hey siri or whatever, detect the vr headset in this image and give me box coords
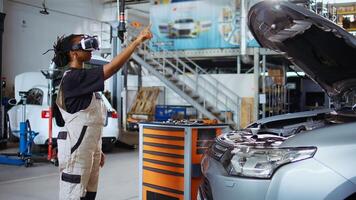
[71,35,99,51]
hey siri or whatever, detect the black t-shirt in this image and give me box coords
[62,67,105,114]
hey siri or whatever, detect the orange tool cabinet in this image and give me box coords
[139,122,228,200]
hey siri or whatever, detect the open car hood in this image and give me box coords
[248,1,356,102]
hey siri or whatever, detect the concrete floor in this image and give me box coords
[0,132,140,200]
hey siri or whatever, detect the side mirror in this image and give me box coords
[2,78,6,88]
[8,98,17,106]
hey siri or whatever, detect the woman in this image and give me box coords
[52,26,152,200]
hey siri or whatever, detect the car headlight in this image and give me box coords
[227,146,317,179]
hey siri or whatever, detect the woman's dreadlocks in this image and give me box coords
[51,34,82,68]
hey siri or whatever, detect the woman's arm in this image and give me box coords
[103,25,152,80]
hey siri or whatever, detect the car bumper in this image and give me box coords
[200,155,270,200]
[200,155,355,200]
[102,137,117,144]
[103,118,120,139]
[127,122,139,131]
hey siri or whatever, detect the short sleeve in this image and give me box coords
[63,67,104,98]
[62,67,104,113]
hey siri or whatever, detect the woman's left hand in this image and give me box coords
[100,152,105,167]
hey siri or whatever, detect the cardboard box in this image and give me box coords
[268,68,283,77]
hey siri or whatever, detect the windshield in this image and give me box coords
[175,19,194,23]
[332,89,356,111]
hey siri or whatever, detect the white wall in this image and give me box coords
[3,0,104,95]
[127,74,255,109]
[2,0,152,96]
[128,75,190,106]
[210,74,256,97]
[0,0,3,12]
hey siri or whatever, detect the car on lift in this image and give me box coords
[199,1,356,200]
[6,55,119,152]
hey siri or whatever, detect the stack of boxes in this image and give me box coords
[268,67,285,85]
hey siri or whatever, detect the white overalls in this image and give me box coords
[56,71,107,200]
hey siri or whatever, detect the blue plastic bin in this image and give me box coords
[155,105,188,121]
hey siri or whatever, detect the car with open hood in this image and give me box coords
[198,1,356,200]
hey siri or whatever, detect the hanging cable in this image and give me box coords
[118,0,126,43]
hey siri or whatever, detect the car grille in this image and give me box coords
[199,176,214,200]
[178,29,191,35]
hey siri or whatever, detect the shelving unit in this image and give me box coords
[333,3,356,35]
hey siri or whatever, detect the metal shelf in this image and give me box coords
[337,11,356,15]
[346,28,356,31]
[149,48,281,59]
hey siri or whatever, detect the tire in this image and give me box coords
[102,142,114,153]
[24,158,33,168]
[0,140,6,149]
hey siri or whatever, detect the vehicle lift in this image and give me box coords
[0,91,38,167]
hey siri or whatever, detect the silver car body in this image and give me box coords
[201,123,356,200]
[246,108,332,136]
[199,1,356,200]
